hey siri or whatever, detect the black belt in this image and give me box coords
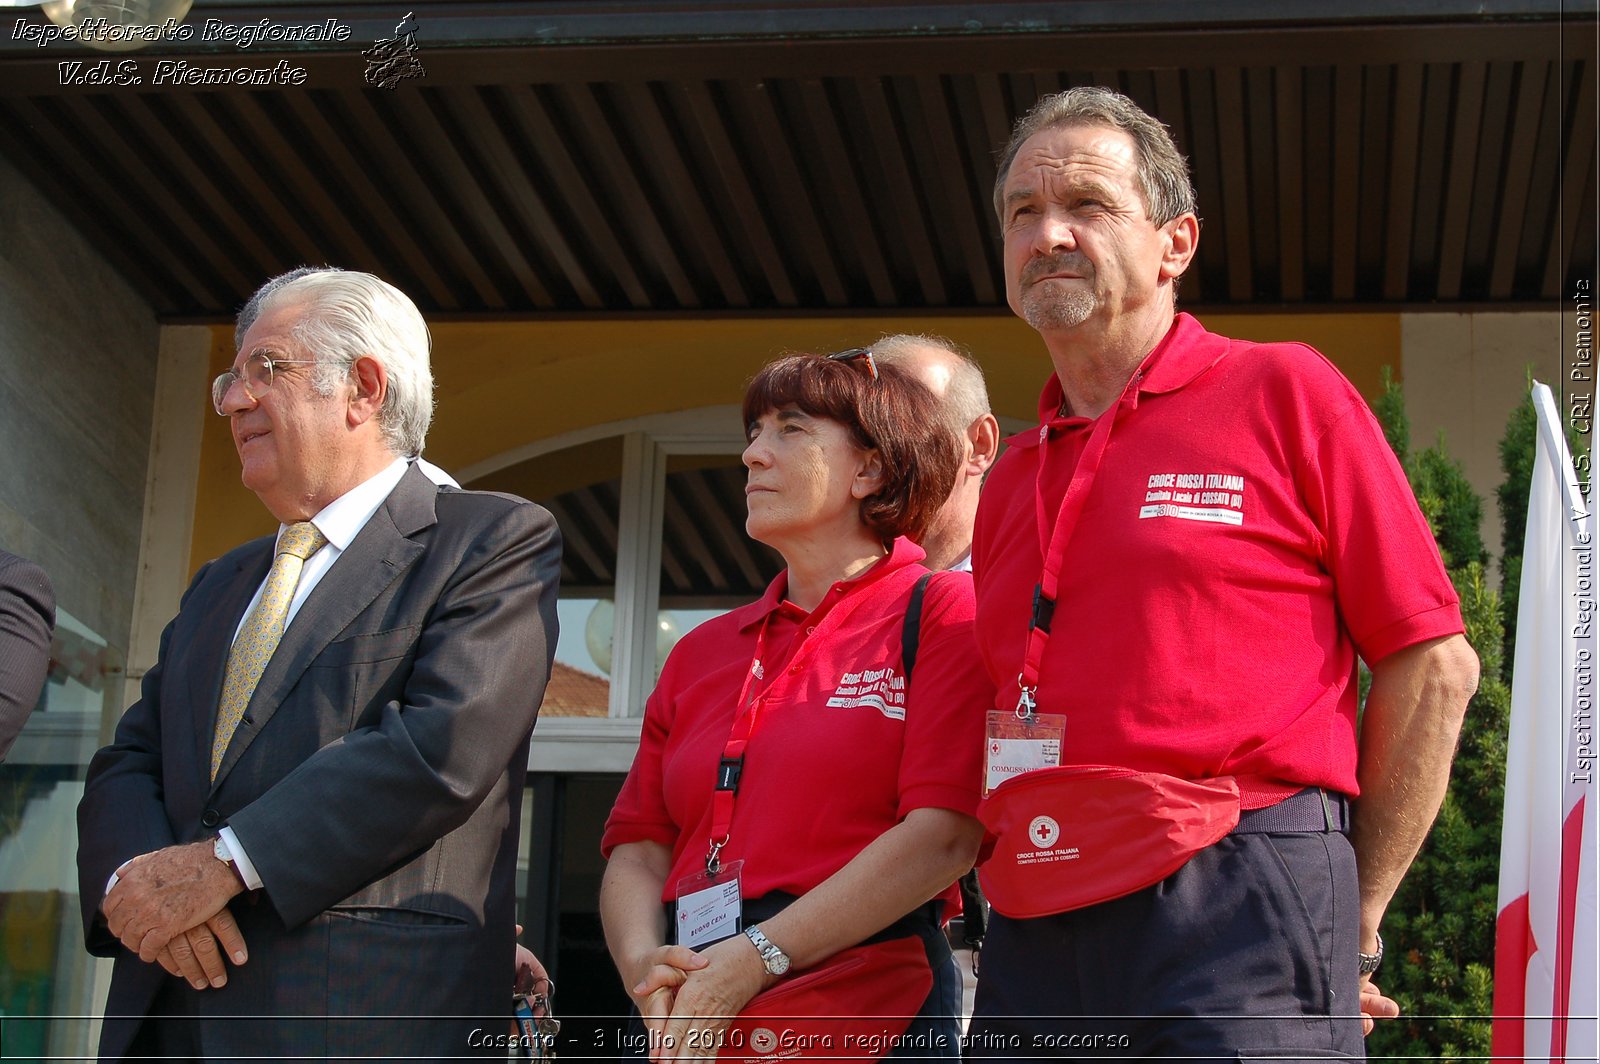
[665,892,945,947]
[1233,787,1351,834]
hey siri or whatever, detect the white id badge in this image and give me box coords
[673,860,744,948]
[984,710,1066,795]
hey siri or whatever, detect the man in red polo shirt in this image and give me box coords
[965,87,1480,1059]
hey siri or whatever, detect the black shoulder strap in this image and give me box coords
[900,569,989,951]
[900,572,935,684]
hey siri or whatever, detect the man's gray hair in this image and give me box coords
[869,333,990,437]
[235,267,434,456]
[993,86,1196,227]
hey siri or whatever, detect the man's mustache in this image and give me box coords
[1021,254,1093,285]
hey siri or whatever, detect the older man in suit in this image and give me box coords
[77,268,561,1060]
[0,548,54,760]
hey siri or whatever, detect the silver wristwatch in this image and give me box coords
[1357,932,1384,974]
[743,925,791,975]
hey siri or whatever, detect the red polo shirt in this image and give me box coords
[971,314,1463,808]
[603,537,987,904]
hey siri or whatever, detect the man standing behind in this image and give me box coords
[966,88,1478,1057]
[869,335,1000,572]
[77,268,561,1060]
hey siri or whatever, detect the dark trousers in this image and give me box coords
[120,974,505,1062]
[122,978,200,1062]
[966,831,1365,1061]
[889,942,963,1060]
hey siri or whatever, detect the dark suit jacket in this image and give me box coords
[76,466,561,1060]
[0,549,54,761]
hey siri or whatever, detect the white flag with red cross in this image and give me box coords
[1492,382,1597,1062]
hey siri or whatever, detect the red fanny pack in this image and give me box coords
[977,765,1240,918]
[721,935,932,1062]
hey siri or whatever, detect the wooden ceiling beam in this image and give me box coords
[268,86,492,305]
[909,73,999,305]
[1461,62,1518,299]
[6,96,223,309]
[496,85,652,309]
[670,80,799,307]
[1242,66,1280,299]
[1382,64,1424,302]
[162,93,328,277]
[439,85,604,309]
[1213,66,1254,302]
[109,93,281,289]
[683,471,767,591]
[789,78,896,306]
[856,75,948,306]
[1329,65,1364,301]
[1411,63,1455,298]
[1434,61,1487,300]
[663,486,730,592]
[0,104,183,311]
[613,82,750,309]
[221,93,408,291]
[1488,61,1549,299]
[1515,60,1563,294]
[386,88,554,308]
[1183,69,1224,303]
[61,94,253,298]
[1544,59,1595,299]
[1272,65,1305,302]
[544,497,613,585]
[724,79,850,306]
[575,482,622,563]
[278,91,460,308]
[554,83,701,308]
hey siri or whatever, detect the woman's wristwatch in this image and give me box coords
[743,925,791,975]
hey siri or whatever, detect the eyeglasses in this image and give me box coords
[826,347,879,380]
[211,350,321,415]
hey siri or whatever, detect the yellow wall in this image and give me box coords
[190,313,1402,572]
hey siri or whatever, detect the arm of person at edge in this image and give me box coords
[645,807,982,1063]
[1349,633,1479,1017]
[0,554,53,762]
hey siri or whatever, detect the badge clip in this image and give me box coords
[705,835,728,877]
[1015,675,1038,721]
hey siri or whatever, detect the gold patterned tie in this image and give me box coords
[211,521,327,781]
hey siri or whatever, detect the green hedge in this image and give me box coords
[1365,368,1528,1062]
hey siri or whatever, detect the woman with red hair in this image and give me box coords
[601,350,988,1060]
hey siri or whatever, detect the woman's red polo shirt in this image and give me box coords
[603,537,988,903]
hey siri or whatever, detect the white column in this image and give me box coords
[609,432,665,717]
[118,326,209,739]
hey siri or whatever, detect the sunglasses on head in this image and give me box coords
[825,347,879,380]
